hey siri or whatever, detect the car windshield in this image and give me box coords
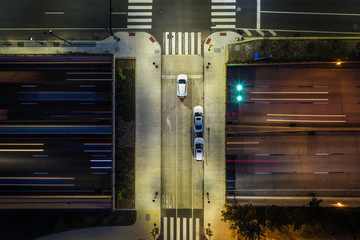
[179,79,186,84]
[195,125,202,129]
[195,112,201,116]
[196,144,203,149]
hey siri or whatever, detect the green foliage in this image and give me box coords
[117,67,126,80]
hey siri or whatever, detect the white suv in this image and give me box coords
[177,74,187,100]
[193,106,203,133]
[194,137,204,162]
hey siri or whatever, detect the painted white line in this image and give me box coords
[189,218,193,240]
[184,32,189,55]
[211,18,236,22]
[211,12,236,16]
[111,12,127,15]
[267,114,346,117]
[256,29,264,36]
[170,217,174,240]
[267,119,346,123]
[177,217,181,240]
[127,25,151,29]
[252,91,329,94]
[212,0,235,2]
[191,32,195,55]
[197,32,201,55]
[235,27,360,35]
[178,32,182,55]
[269,30,277,36]
[211,24,236,29]
[243,29,252,36]
[127,12,152,16]
[164,217,168,240]
[165,32,169,55]
[211,5,236,9]
[45,12,64,15]
[127,18,152,22]
[129,0,152,3]
[261,10,360,17]
[128,5,152,10]
[251,98,328,101]
[183,218,187,240]
[257,0,261,29]
[195,218,200,240]
[172,32,176,55]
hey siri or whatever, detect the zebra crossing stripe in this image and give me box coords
[177,217,181,240]
[164,217,168,240]
[183,218,187,240]
[197,32,201,55]
[211,5,236,9]
[212,0,236,2]
[128,5,152,10]
[189,218,193,240]
[211,12,236,16]
[170,217,174,240]
[191,32,195,55]
[178,32,182,55]
[211,24,236,29]
[184,32,189,55]
[165,32,169,55]
[212,18,236,22]
[172,32,176,55]
[127,18,152,22]
[195,218,200,240]
[128,12,152,16]
[127,25,151,29]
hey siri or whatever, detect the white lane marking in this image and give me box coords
[251,98,328,101]
[128,12,152,16]
[178,32,182,55]
[195,218,199,240]
[170,217,174,240]
[269,30,277,36]
[127,25,151,29]
[164,217,168,240]
[184,32,189,55]
[256,29,264,36]
[161,74,203,79]
[177,218,181,240]
[267,114,346,117]
[128,5,152,10]
[211,5,236,9]
[252,91,329,94]
[45,12,64,15]
[267,119,346,123]
[211,25,236,29]
[189,218,193,240]
[211,18,236,22]
[183,218,187,240]
[257,0,261,29]
[197,32,201,55]
[243,29,252,36]
[129,0,152,2]
[235,27,360,35]
[172,32,176,55]
[191,32,195,55]
[111,12,127,15]
[127,18,152,22]
[261,10,360,16]
[211,12,236,16]
[165,32,169,55]
[212,0,236,2]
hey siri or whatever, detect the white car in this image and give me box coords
[194,137,204,162]
[177,74,187,100]
[193,106,203,133]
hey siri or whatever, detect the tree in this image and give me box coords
[221,201,264,240]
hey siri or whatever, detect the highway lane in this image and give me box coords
[226,62,360,200]
[0,55,112,196]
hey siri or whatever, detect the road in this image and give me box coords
[0,0,360,42]
[0,55,112,199]
[226,62,360,203]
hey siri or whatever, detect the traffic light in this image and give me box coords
[236,84,244,102]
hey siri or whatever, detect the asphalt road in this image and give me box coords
[226,62,360,200]
[160,55,205,239]
[0,55,112,196]
[1,0,360,41]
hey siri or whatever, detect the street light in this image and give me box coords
[236,83,244,102]
[44,30,72,45]
[28,37,44,45]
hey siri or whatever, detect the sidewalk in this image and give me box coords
[203,31,241,240]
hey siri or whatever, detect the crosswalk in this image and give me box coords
[211,0,236,29]
[162,217,201,240]
[127,0,153,29]
[163,32,202,55]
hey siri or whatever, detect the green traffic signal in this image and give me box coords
[236,84,243,91]
[236,95,243,102]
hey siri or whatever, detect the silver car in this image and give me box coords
[194,137,204,162]
[193,106,203,133]
[177,74,187,100]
